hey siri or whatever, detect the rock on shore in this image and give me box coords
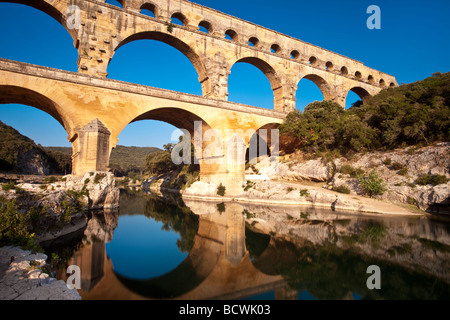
[0,246,81,300]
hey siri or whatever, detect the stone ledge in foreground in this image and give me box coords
[0,246,81,300]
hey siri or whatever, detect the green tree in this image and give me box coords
[358,170,386,197]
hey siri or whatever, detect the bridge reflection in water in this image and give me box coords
[55,192,292,300]
[53,190,450,300]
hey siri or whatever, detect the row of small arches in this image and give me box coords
[107,0,395,89]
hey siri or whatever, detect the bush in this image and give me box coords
[415,174,449,186]
[217,183,226,196]
[93,173,106,184]
[332,185,351,194]
[0,199,39,250]
[216,203,226,213]
[244,180,256,191]
[340,165,365,178]
[299,189,310,197]
[44,176,58,183]
[392,162,405,170]
[398,167,408,176]
[383,158,392,166]
[1,181,15,191]
[358,170,386,197]
[286,187,294,193]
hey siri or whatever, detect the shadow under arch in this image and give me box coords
[0,0,79,48]
[230,57,284,111]
[0,85,72,135]
[130,107,212,138]
[245,122,280,163]
[297,74,333,101]
[113,242,221,299]
[112,31,209,95]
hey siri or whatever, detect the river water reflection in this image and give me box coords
[48,189,450,300]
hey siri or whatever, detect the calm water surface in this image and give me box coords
[46,189,450,300]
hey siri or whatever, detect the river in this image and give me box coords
[41,188,450,300]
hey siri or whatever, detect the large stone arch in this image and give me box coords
[346,86,371,105]
[0,0,79,49]
[112,31,210,96]
[0,85,73,136]
[228,57,285,112]
[115,106,215,176]
[127,107,213,147]
[297,73,334,102]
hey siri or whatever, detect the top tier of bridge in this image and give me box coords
[0,0,398,112]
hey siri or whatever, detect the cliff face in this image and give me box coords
[16,148,50,175]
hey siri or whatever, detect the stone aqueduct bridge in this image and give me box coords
[0,0,398,195]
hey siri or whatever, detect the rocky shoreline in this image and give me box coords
[0,246,80,300]
[0,171,120,300]
[180,142,449,217]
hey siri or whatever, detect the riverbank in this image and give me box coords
[182,179,422,217]
[0,172,120,300]
[179,142,449,217]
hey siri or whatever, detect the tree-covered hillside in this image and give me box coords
[45,145,160,175]
[0,120,160,175]
[0,120,71,174]
[280,72,450,155]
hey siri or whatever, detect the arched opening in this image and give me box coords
[245,123,279,164]
[0,86,72,174]
[105,0,123,8]
[171,12,187,26]
[345,90,362,109]
[270,44,281,54]
[340,66,349,75]
[295,75,328,111]
[0,86,69,133]
[248,37,260,48]
[355,71,362,80]
[140,3,158,18]
[309,56,318,66]
[113,108,212,177]
[225,29,238,42]
[228,57,283,110]
[346,87,371,108]
[198,21,213,34]
[111,31,206,95]
[0,2,78,71]
[390,82,396,88]
[109,34,208,163]
[290,50,300,60]
[368,75,375,84]
[326,61,334,71]
[379,79,386,88]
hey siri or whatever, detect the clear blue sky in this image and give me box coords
[0,0,449,149]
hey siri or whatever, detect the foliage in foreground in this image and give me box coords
[0,198,40,251]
